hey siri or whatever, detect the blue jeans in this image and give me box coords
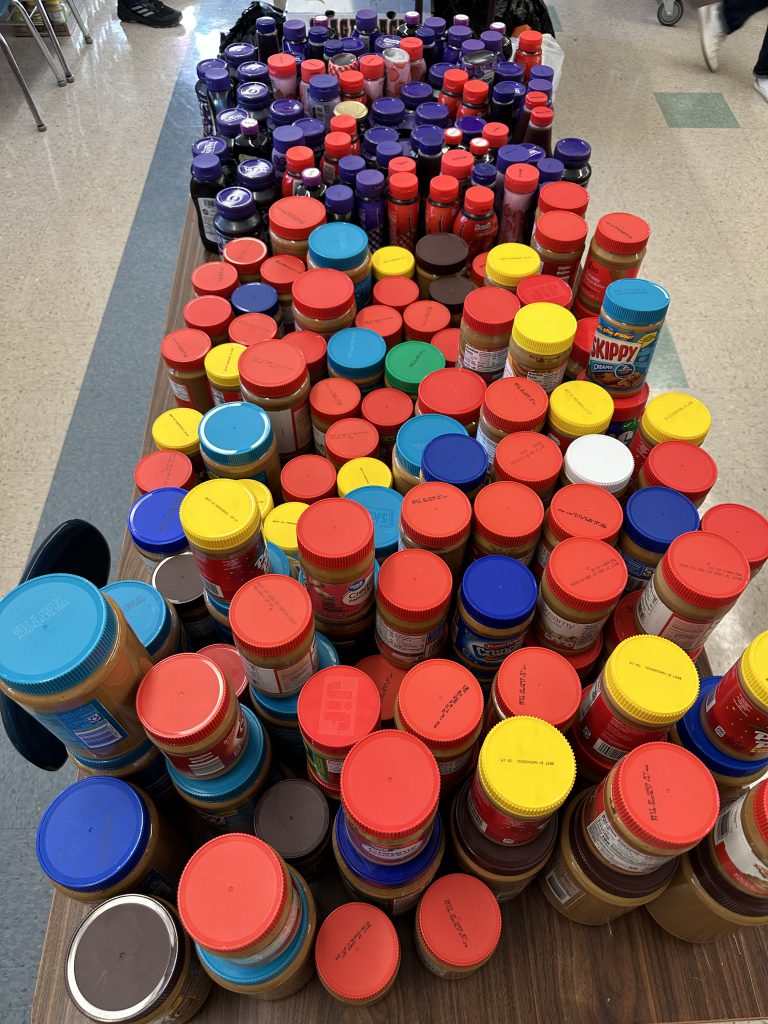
[721,0,768,75]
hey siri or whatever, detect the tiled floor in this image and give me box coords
[1,0,767,1017]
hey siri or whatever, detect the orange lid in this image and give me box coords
[515,274,573,309]
[228,312,279,347]
[229,575,314,658]
[400,481,472,548]
[544,537,627,612]
[462,286,519,335]
[471,253,488,287]
[504,163,540,195]
[267,52,297,77]
[160,328,211,372]
[183,295,233,336]
[482,121,509,149]
[523,90,547,111]
[701,503,768,575]
[297,665,380,755]
[441,149,474,180]
[356,654,407,723]
[417,874,501,968]
[361,387,413,434]
[388,155,417,177]
[430,327,460,367]
[443,68,468,91]
[338,69,364,92]
[310,377,362,425]
[389,171,419,200]
[222,237,269,276]
[612,742,720,851]
[534,211,588,253]
[518,28,542,48]
[324,131,352,159]
[530,106,553,127]
[292,267,355,320]
[355,305,403,348]
[136,653,233,747]
[605,591,641,652]
[473,480,544,548]
[199,643,247,699]
[642,440,717,505]
[400,35,423,59]
[481,376,548,433]
[494,431,563,492]
[134,449,195,494]
[283,330,327,376]
[376,548,453,623]
[280,454,337,504]
[538,181,589,217]
[300,58,325,83]
[403,300,451,342]
[341,730,440,839]
[315,903,399,1003]
[359,53,384,79]
[372,276,420,313]
[238,340,308,397]
[429,174,459,203]
[546,484,623,544]
[330,112,356,138]
[463,185,495,215]
[660,532,750,609]
[594,212,650,255]
[417,367,486,424]
[462,79,488,103]
[495,647,581,730]
[269,196,326,242]
[397,660,483,749]
[285,145,315,172]
[178,835,287,952]
[325,417,380,468]
[297,497,374,570]
[259,253,305,292]
[191,261,238,298]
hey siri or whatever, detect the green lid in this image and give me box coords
[384,342,445,395]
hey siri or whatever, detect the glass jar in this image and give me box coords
[268,195,327,259]
[292,267,357,340]
[458,286,519,384]
[198,402,281,496]
[503,301,577,393]
[161,328,213,413]
[239,340,312,460]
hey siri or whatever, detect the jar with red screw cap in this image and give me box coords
[268,52,298,100]
[292,267,357,340]
[637,440,717,508]
[701,631,768,760]
[456,79,489,120]
[471,252,488,286]
[325,417,380,469]
[134,450,196,495]
[425,175,461,235]
[282,330,327,384]
[355,305,403,350]
[315,903,399,1006]
[403,300,452,344]
[161,329,213,414]
[401,35,426,82]
[282,146,315,197]
[320,132,352,185]
[329,112,360,156]
[229,313,279,348]
[701,504,768,580]
[239,341,312,460]
[360,53,385,104]
[497,164,540,245]
[531,211,588,286]
[453,185,498,261]
[399,481,472,577]
[458,285,520,384]
[537,180,590,222]
[387,172,420,251]
[516,274,573,309]
[309,377,362,457]
[372,275,420,312]
[572,212,651,318]
[280,454,337,505]
[183,295,233,346]
[339,68,365,105]
[300,58,325,114]
[416,874,501,978]
[471,480,544,564]
[708,778,768,896]
[259,254,305,333]
[222,238,270,284]
[487,646,582,734]
[269,195,327,260]
[191,261,239,298]
[431,327,460,367]
[362,387,413,461]
[416,367,486,435]
[438,67,468,118]
[483,121,509,155]
[533,483,623,579]
[375,548,453,668]
[516,28,542,81]
[493,431,563,504]
[475,376,548,464]
[563,316,596,382]
[441,148,475,202]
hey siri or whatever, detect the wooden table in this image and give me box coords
[31,205,768,1024]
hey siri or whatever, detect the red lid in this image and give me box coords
[417,874,501,968]
[462,79,488,104]
[136,653,233,747]
[310,377,362,424]
[608,381,649,422]
[389,171,419,200]
[546,484,623,544]
[300,58,325,83]
[259,253,305,293]
[324,131,352,159]
[612,742,720,851]
[570,316,597,365]
[534,210,588,253]
[269,196,327,242]
[642,440,717,504]
[297,665,380,755]
[340,730,440,839]
[191,261,238,298]
[530,106,554,127]
[562,634,604,680]
[268,52,296,77]
[463,185,494,215]
[238,340,308,397]
[661,532,750,609]
[524,90,548,110]
[605,591,641,653]
[469,139,490,159]
[199,643,247,700]
[752,779,768,845]
[283,329,327,376]
[338,69,364,92]
[376,548,453,622]
[701,503,768,574]
[183,295,233,336]
[544,537,627,612]
[471,253,488,287]
[473,480,544,548]
[325,417,380,468]
[388,156,417,177]
[417,367,486,424]
[504,163,540,195]
[482,121,509,149]
[515,274,572,308]
[359,53,384,79]
[292,268,355,320]
[356,654,407,724]
[286,145,314,172]
[281,454,337,504]
[315,903,399,1002]
[372,275,420,313]
[401,482,472,549]
[222,237,269,277]
[361,387,413,435]
[431,327,460,367]
[443,127,462,147]
[403,300,451,342]
[538,181,590,217]
[160,328,211,372]
[178,835,287,952]
[400,36,423,59]
[330,113,356,138]
[306,759,342,797]
[594,212,651,255]
[462,286,519,335]
[297,497,374,570]
[481,376,548,433]
[441,149,474,180]
[429,174,459,203]
[518,28,542,48]
[398,660,483,749]
[134,449,195,494]
[228,313,279,347]
[493,431,562,493]
[443,68,468,91]
[495,646,582,731]
[355,305,403,348]
[229,575,314,658]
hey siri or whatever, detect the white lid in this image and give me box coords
[563,434,635,493]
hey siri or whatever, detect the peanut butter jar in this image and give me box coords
[486,646,582,735]
[399,481,472,577]
[71,740,174,806]
[315,902,400,1005]
[471,481,545,564]
[254,779,332,882]
[415,874,501,979]
[707,780,768,897]
[701,630,768,760]
[375,548,452,668]
[533,484,623,580]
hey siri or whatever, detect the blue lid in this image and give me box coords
[0,575,117,695]
[622,486,700,554]
[308,223,369,271]
[376,141,404,169]
[215,107,249,138]
[309,73,340,101]
[527,76,553,97]
[36,778,150,892]
[521,142,545,164]
[249,632,338,721]
[421,434,488,494]
[371,97,405,125]
[412,124,444,155]
[224,42,255,65]
[346,486,403,559]
[198,402,274,468]
[416,26,436,43]
[401,82,433,109]
[395,414,468,479]
[236,81,271,110]
[472,163,497,188]
[362,126,398,157]
[308,25,328,42]
[267,542,291,577]
[495,60,524,81]
[103,581,173,657]
[335,807,443,886]
[460,555,538,629]
[554,136,592,167]
[327,327,386,380]
[324,38,344,57]
[237,60,269,84]
[338,154,366,185]
[428,61,452,88]
[447,24,472,42]
[424,16,447,33]
[127,487,187,555]
[256,15,275,31]
[215,187,256,218]
[343,36,366,55]
[191,136,227,159]
[270,99,303,126]
[602,279,671,329]
[294,117,324,147]
[374,34,402,53]
[237,158,274,189]
[73,739,155,772]
[272,124,303,153]
[356,168,385,198]
[205,65,231,91]
[325,183,354,214]
[191,154,222,182]
[231,282,279,317]
[493,81,526,104]
[532,63,555,81]
[456,115,486,142]
[676,677,768,778]
[415,101,450,128]
[205,590,230,617]
[461,39,484,55]
[356,7,377,30]
[480,29,503,51]
[283,18,306,40]
[197,57,226,81]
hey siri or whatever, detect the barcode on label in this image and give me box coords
[75,721,125,749]
[714,800,740,846]
[593,738,626,762]
[545,869,573,905]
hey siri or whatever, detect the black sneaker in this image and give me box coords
[118,0,182,27]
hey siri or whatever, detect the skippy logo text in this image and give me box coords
[591,327,657,365]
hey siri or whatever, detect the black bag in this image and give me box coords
[433,0,554,37]
[220,1,286,52]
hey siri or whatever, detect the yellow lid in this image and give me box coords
[603,635,700,726]
[204,343,246,389]
[485,243,541,288]
[548,380,614,438]
[511,301,577,356]
[179,479,261,552]
[240,480,274,522]
[478,717,576,819]
[740,630,768,710]
[264,502,309,556]
[337,457,393,498]
[152,408,203,456]
[640,393,712,447]
[371,246,415,280]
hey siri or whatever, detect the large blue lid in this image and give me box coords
[460,555,537,629]
[231,282,279,318]
[198,402,274,468]
[127,487,187,556]
[623,486,700,554]
[166,706,266,802]
[327,328,386,380]
[0,574,117,695]
[602,278,671,328]
[36,777,150,892]
[335,806,443,886]
[308,223,369,272]
[395,414,468,479]
[675,677,768,778]
[266,542,291,577]
[421,434,488,494]
[346,485,404,559]
[249,632,338,721]
[103,580,173,657]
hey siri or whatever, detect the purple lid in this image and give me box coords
[428,61,452,88]
[447,25,472,44]
[237,158,275,189]
[256,16,276,32]
[301,167,323,188]
[362,125,398,158]
[532,63,554,81]
[308,26,328,43]
[237,82,270,110]
[231,282,279,317]
[371,96,405,125]
[191,154,222,182]
[324,39,344,57]
[270,99,304,126]
[313,14,329,27]
[472,163,497,188]
[309,73,340,101]
[239,117,261,137]
[272,124,304,153]
[493,80,526,104]
[376,141,403,168]
[197,58,226,81]
[480,30,503,52]
[356,169,385,198]
[191,136,227,159]
[424,16,446,35]
[495,61,524,82]
[224,42,255,66]
[338,154,366,185]
[554,136,591,167]
[456,115,486,142]
[461,39,485,56]
[374,34,402,54]
[325,183,354,213]
[412,123,444,155]
[283,18,306,40]
[415,101,450,128]
[294,117,324,147]
[453,13,470,26]
[356,8,378,30]
[216,187,257,218]
[205,66,231,91]
[215,107,248,137]
[342,36,366,55]
[495,143,531,173]
[237,60,269,84]
[528,77,553,97]
[535,157,564,184]
[415,26,436,45]
[521,143,546,163]
[404,11,420,26]
[401,82,432,109]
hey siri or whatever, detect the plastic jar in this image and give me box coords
[315,902,399,1005]
[428,275,477,327]
[484,242,541,293]
[399,481,472,576]
[280,331,326,387]
[307,222,373,311]
[414,233,470,298]
[415,874,501,978]
[223,237,269,283]
[152,407,204,480]
[355,305,403,350]
[337,457,392,497]
[458,286,520,383]
[263,503,307,577]
[604,382,649,447]
[229,313,280,349]
[531,211,588,286]
[375,548,452,667]
[392,414,467,495]
[309,377,362,456]
[355,654,406,728]
[204,342,246,405]
[638,440,718,508]
[71,738,173,805]
[416,366,486,435]
[515,273,573,310]
[402,300,452,345]
[292,267,357,341]
[707,780,768,896]
[572,212,651,319]
[492,431,563,504]
[487,646,582,736]
[238,340,312,460]
[134,449,195,495]
[562,434,636,500]
[373,274,420,311]
[371,245,416,281]
[280,454,337,505]
[471,481,544,563]
[548,380,613,452]
[385,341,446,398]
[630,392,712,476]
[199,642,248,703]
[702,631,768,759]
[602,591,641,665]
[346,486,403,563]
[327,327,387,393]
[475,376,548,465]
[325,417,380,469]
[255,779,331,882]
[127,487,188,568]
[268,195,327,259]
[618,487,700,593]
[430,327,460,367]
[161,328,213,413]
[533,483,623,580]
[564,316,596,382]
[37,776,185,904]
[297,665,380,788]
[259,254,305,333]
[340,729,440,864]
[102,580,179,665]
[503,301,577,394]
[362,387,413,461]
[420,434,488,500]
[183,294,233,346]
[198,402,281,496]
[150,551,218,647]
[702,503,768,580]
[537,180,590,219]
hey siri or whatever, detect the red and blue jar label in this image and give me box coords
[588,315,659,396]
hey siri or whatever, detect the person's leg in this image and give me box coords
[754,22,768,98]
[699,0,768,72]
[117,0,181,27]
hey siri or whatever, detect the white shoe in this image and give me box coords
[755,77,768,102]
[698,2,726,72]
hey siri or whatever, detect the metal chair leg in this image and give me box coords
[0,30,47,130]
[28,0,75,81]
[7,0,67,84]
[62,0,92,43]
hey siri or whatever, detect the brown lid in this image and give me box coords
[151,551,205,608]
[415,233,469,276]
[253,779,331,862]
[689,843,768,916]
[427,274,476,313]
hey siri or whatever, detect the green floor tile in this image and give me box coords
[655,91,740,128]
[647,325,688,390]
[548,5,562,32]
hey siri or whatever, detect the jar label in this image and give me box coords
[606,416,641,448]
[588,314,660,395]
[712,794,768,896]
[304,744,345,782]
[629,428,653,472]
[503,355,565,394]
[193,533,269,601]
[635,575,716,654]
[153,942,213,1024]
[169,378,191,404]
[312,421,327,456]
[577,254,640,308]
[534,539,552,573]
[458,342,507,376]
[451,612,527,666]
[375,612,446,662]
[619,550,655,592]
[34,699,129,755]
[437,745,475,777]
[703,663,768,756]
[197,197,219,245]
[165,705,248,777]
[468,772,547,845]
[269,398,312,457]
[543,851,582,908]
[584,785,673,874]
[209,384,241,406]
[475,421,500,464]
[358,834,425,862]
[535,593,608,652]
[577,678,666,763]
[303,563,375,620]
[242,635,319,696]
[228,883,302,966]
[141,867,176,902]
[539,256,578,284]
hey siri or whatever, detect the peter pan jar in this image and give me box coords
[487,647,582,735]
[254,780,332,882]
[197,402,281,495]
[103,581,180,665]
[315,903,400,1005]
[327,327,387,394]
[458,286,520,384]
[471,480,544,564]
[561,434,636,499]
[637,439,718,508]
[400,481,472,575]
[492,431,563,504]
[546,380,614,453]
[503,301,577,393]
[309,377,362,457]
[475,376,549,465]
[127,488,188,569]
[416,366,487,435]
[239,341,312,460]
[701,631,768,760]
[415,874,501,979]
[533,484,623,579]
[702,503,768,579]
[392,414,467,495]
[292,267,356,340]
[161,328,213,414]
[420,434,488,501]
[618,487,700,593]
[630,392,712,477]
